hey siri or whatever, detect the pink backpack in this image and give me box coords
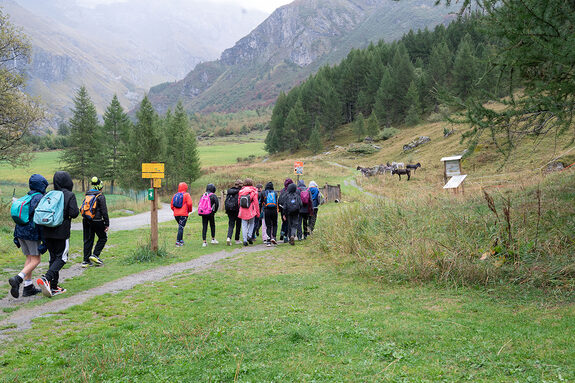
[197,192,213,215]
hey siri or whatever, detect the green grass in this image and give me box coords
[197,142,266,167]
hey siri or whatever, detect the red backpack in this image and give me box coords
[300,189,310,205]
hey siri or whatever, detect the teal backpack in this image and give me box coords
[33,190,65,227]
[10,192,41,225]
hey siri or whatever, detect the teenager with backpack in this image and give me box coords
[261,181,279,246]
[171,182,194,247]
[36,171,79,297]
[297,180,313,240]
[238,178,259,246]
[225,180,243,246]
[8,174,49,298]
[81,177,109,267]
[308,181,321,234]
[199,183,219,247]
[251,183,264,242]
[278,178,294,242]
[281,182,301,246]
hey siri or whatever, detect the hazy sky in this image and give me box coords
[78,0,293,13]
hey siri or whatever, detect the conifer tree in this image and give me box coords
[308,120,323,154]
[404,81,421,126]
[354,113,366,141]
[366,113,380,137]
[102,94,131,194]
[452,34,477,99]
[373,68,393,128]
[62,86,102,191]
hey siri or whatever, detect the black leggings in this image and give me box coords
[227,212,241,240]
[265,208,278,240]
[44,238,69,289]
[83,219,108,262]
[202,213,216,241]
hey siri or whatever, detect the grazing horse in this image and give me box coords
[392,168,411,180]
[406,162,421,173]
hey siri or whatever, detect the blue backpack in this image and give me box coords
[172,192,184,209]
[265,191,277,207]
[33,190,65,227]
[10,192,41,225]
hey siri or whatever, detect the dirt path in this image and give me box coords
[71,203,175,232]
[0,245,270,341]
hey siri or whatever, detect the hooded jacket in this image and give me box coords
[203,183,219,214]
[261,182,278,210]
[171,182,194,216]
[309,181,320,208]
[14,174,49,241]
[282,183,302,215]
[83,189,109,226]
[297,180,312,214]
[278,178,294,213]
[42,171,79,239]
[225,186,241,214]
[238,185,260,220]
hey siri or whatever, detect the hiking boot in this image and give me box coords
[175,241,182,247]
[81,261,92,268]
[266,242,272,247]
[271,238,277,245]
[22,284,41,297]
[289,236,295,246]
[37,276,52,297]
[8,275,23,298]
[202,242,207,247]
[51,286,66,296]
[211,239,219,244]
[243,241,248,246]
[226,237,231,246]
[89,256,103,266]
[247,237,253,245]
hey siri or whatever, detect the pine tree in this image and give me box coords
[62,86,102,191]
[102,94,131,194]
[452,34,477,99]
[404,81,421,126]
[308,119,323,154]
[373,67,394,128]
[354,113,366,141]
[366,113,380,137]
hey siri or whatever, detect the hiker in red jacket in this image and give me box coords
[237,178,260,246]
[171,182,194,247]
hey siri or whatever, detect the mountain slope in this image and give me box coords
[148,0,455,114]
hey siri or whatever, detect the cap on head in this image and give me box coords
[91,176,103,190]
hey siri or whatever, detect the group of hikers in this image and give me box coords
[8,172,108,299]
[171,178,324,247]
[8,172,323,300]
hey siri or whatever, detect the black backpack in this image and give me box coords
[225,192,239,213]
[286,194,299,214]
[239,193,251,209]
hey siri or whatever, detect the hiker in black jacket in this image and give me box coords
[225,179,243,246]
[81,177,109,268]
[281,183,301,246]
[37,171,79,297]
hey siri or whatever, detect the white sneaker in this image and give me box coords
[211,239,219,244]
[202,242,207,247]
[235,240,242,245]
[226,237,231,246]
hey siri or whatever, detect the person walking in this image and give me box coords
[81,177,109,267]
[281,182,301,246]
[251,183,264,242]
[225,180,243,245]
[308,181,321,234]
[37,171,79,297]
[199,183,219,247]
[261,181,279,246]
[8,174,49,298]
[278,178,294,242]
[296,180,312,240]
[171,182,194,247]
[238,178,259,246]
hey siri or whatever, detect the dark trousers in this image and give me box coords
[280,211,287,238]
[202,213,216,240]
[44,238,69,289]
[227,212,241,240]
[297,212,309,239]
[265,208,278,240]
[309,208,318,233]
[175,216,188,242]
[83,219,108,262]
[286,213,299,239]
[252,215,261,239]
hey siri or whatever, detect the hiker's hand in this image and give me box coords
[13,238,20,248]
[38,243,47,254]
[105,227,109,232]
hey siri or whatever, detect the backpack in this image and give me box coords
[10,192,41,225]
[286,194,299,214]
[300,189,310,205]
[197,192,213,216]
[80,193,101,221]
[240,193,251,209]
[172,192,184,209]
[225,192,239,213]
[265,190,277,207]
[33,190,65,227]
[319,192,326,205]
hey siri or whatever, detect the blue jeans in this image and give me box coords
[241,218,255,242]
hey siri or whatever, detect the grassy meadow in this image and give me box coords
[0,118,574,381]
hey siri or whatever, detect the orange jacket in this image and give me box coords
[171,182,193,216]
[237,186,260,220]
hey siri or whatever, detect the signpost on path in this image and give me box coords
[294,161,303,184]
[142,163,164,252]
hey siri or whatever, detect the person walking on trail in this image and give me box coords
[297,179,313,240]
[238,178,259,246]
[278,178,294,242]
[225,180,243,246]
[171,182,194,247]
[251,183,264,242]
[308,181,321,234]
[8,174,49,298]
[81,177,109,267]
[281,182,301,246]
[199,183,219,247]
[37,171,79,297]
[261,181,279,247]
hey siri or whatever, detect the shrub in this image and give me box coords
[123,243,170,264]
[347,145,378,155]
[375,128,399,141]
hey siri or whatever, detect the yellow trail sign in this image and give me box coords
[142,172,164,179]
[142,163,165,173]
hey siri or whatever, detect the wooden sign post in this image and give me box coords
[142,163,164,252]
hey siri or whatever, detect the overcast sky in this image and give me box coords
[78,0,293,14]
